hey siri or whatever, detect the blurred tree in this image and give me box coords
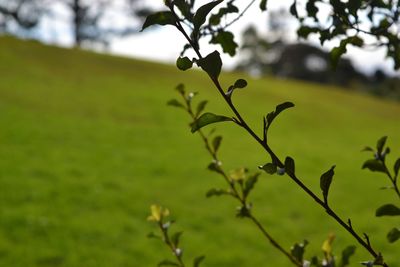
[0,0,147,47]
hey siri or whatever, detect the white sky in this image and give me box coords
[37,0,399,76]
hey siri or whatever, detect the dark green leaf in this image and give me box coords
[176,56,193,71]
[209,5,238,25]
[306,0,318,19]
[387,227,400,243]
[195,100,208,117]
[394,158,400,177]
[376,136,388,154]
[191,112,232,133]
[259,163,277,174]
[362,159,386,173]
[319,29,331,45]
[174,0,193,20]
[234,79,248,89]
[212,135,223,153]
[147,232,161,239]
[206,188,229,198]
[243,173,260,198]
[260,0,267,11]
[175,84,185,95]
[266,102,295,129]
[339,245,356,267]
[375,204,400,217]
[349,36,364,47]
[193,255,205,267]
[141,11,176,31]
[197,51,222,80]
[297,26,319,39]
[347,0,361,17]
[193,0,223,29]
[171,231,183,247]
[320,165,335,203]
[290,1,298,18]
[158,259,180,266]
[208,161,222,173]
[290,240,308,262]
[285,157,295,176]
[210,31,238,56]
[167,99,185,109]
[362,146,374,152]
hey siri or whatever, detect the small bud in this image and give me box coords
[374,152,380,160]
[174,248,182,257]
[162,221,171,229]
[277,167,285,176]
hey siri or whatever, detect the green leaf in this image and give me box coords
[212,135,223,153]
[197,50,222,80]
[234,79,248,89]
[297,26,319,39]
[265,102,295,131]
[285,157,295,176]
[195,100,208,117]
[193,255,205,267]
[375,204,400,217]
[141,11,176,31]
[193,0,223,30]
[394,158,400,177]
[176,56,193,71]
[362,159,386,173]
[376,136,388,154]
[174,0,193,20]
[208,161,222,173]
[206,188,229,198]
[320,165,335,203]
[171,231,183,247]
[290,240,308,262]
[306,0,318,18]
[175,83,185,95]
[243,173,260,198]
[330,38,351,69]
[210,31,238,56]
[191,112,232,133]
[387,227,400,243]
[167,99,185,109]
[158,259,180,266]
[339,245,356,267]
[259,163,277,174]
[260,0,267,11]
[290,1,298,18]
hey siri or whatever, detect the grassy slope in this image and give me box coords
[0,36,399,267]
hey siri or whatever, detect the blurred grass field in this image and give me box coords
[0,36,399,266]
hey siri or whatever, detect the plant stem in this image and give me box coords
[159,221,186,267]
[172,11,388,266]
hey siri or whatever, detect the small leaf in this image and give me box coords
[193,255,205,267]
[141,11,176,31]
[147,232,161,239]
[394,158,400,177]
[259,163,277,174]
[387,227,400,243]
[362,159,386,173]
[362,146,374,152]
[195,100,208,117]
[290,1,298,18]
[376,204,400,217]
[212,135,223,153]
[191,112,232,133]
[285,157,295,176]
[197,51,222,80]
[259,0,267,11]
[321,233,335,259]
[158,260,180,266]
[210,30,238,56]
[206,188,229,198]
[175,83,185,95]
[234,79,248,89]
[176,57,193,71]
[291,240,308,262]
[243,173,260,198]
[320,166,335,203]
[208,161,222,173]
[230,167,247,181]
[330,39,349,69]
[339,245,356,267]
[167,99,185,109]
[171,231,183,247]
[376,136,388,154]
[193,0,223,30]
[265,102,295,132]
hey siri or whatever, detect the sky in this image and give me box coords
[34,0,399,76]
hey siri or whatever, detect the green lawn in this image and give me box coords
[0,36,399,266]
